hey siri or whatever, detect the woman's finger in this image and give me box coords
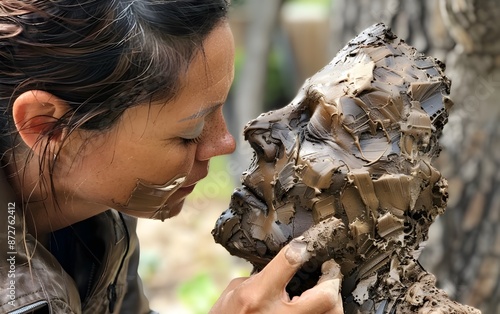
[317,260,342,285]
[256,217,344,294]
[290,260,344,314]
[221,277,249,293]
[254,238,312,294]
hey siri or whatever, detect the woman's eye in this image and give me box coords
[181,135,202,145]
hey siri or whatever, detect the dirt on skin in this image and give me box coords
[212,23,481,313]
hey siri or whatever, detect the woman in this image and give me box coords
[0,1,342,313]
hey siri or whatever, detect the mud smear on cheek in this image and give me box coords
[121,174,186,221]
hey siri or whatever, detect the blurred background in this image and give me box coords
[137,0,500,313]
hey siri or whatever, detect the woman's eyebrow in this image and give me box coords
[178,103,223,122]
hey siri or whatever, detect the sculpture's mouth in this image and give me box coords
[212,185,274,269]
[232,185,269,215]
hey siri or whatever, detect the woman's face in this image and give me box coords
[57,23,236,220]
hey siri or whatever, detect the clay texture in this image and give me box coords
[213,23,480,313]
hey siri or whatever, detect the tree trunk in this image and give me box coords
[329,0,453,60]
[330,0,500,312]
[226,0,284,180]
[422,1,500,312]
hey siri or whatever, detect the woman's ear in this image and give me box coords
[12,90,70,156]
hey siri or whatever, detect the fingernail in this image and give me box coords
[321,260,342,279]
[285,238,311,265]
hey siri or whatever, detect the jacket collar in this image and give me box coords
[0,168,82,313]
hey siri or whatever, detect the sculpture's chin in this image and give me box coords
[212,186,277,268]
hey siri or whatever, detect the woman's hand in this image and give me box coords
[210,239,344,314]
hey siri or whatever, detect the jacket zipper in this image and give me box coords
[85,262,97,301]
[107,212,130,313]
[8,300,48,314]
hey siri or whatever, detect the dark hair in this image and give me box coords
[0,0,229,152]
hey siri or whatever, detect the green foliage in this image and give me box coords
[230,47,245,95]
[177,273,221,314]
[232,0,331,5]
[264,48,287,110]
[287,0,331,6]
[232,45,291,112]
[137,251,162,283]
[230,0,246,6]
[188,155,235,201]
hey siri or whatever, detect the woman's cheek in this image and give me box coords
[111,174,188,220]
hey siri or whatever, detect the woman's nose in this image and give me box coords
[196,113,236,161]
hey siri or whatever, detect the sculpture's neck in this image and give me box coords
[344,254,428,312]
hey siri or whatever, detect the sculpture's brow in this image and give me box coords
[178,103,223,122]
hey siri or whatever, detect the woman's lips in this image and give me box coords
[178,184,196,194]
[178,173,207,194]
[189,171,209,185]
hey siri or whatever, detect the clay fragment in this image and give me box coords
[212,23,480,313]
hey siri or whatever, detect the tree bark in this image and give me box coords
[329,0,453,60]
[330,0,500,312]
[423,1,500,312]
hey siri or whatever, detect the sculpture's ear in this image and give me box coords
[244,106,297,163]
[302,89,343,144]
[12,90,70,157]
[243,116,277,162]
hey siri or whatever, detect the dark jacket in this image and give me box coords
[0,170,156,313]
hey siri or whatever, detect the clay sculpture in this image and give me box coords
[212,23,480,313]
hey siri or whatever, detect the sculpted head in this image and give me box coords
[213,23,452,295]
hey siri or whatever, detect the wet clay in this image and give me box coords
[125,175,186,221]
[212,23,480,313]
